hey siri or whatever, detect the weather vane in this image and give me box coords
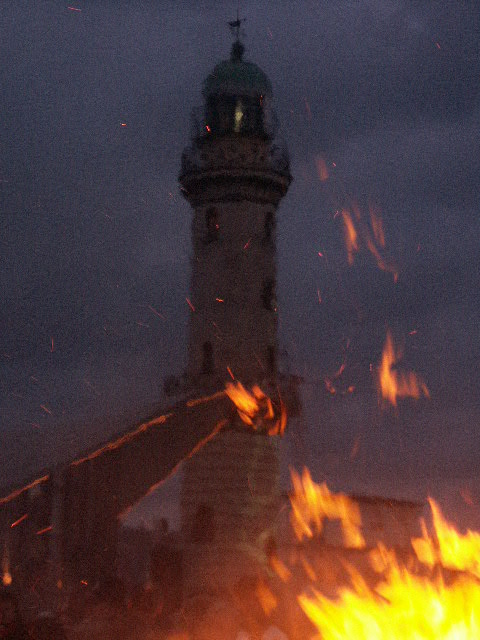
[228,1,246,42]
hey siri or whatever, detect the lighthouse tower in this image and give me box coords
[179,33,292,598]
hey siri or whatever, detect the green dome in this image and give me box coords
[202,42,272,98]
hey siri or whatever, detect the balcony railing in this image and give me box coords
[181,133,290,176]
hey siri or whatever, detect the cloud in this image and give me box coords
[1,0,479,489]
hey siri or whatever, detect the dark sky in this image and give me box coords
[1,1,480,525]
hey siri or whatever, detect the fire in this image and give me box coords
[341,210,358,266]
[341,204,398,280]
[378,330,429,406]
[2,544,11,586]
[225,381,286,435]
[412,498,480,579]
[291,474,480,639]
[369,204,385,247]
[315,155,329,182]
[225,381,262,425]
[299,564,480,639]
[2,571,12,587]
[289,468,365,549]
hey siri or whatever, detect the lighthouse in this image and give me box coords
[179,31,292,599]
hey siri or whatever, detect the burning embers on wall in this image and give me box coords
[225,381,286,435]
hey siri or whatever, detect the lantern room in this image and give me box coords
[200,40,275,139]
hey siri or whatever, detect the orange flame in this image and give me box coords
[369,204,385,247]
[289,468,365,549]
[2,544,11,586]
[315,155,329,182]
[377,331,429,406]
[2,572,12,587]
[341,210,358,266]
[225,382,287,436]
[255,579,278,615]
[341,204,398,280]
[298,495,480,639]
[299,561,480,639]
[412,498,480,579]
[225,381,261,426]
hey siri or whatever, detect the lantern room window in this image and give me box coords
[191,503,215,543]
[205,94,265,137]
[234,100,243,133]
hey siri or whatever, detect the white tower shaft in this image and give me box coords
[178,39,292,600]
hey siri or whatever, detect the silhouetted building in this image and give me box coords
[179,35,292,598]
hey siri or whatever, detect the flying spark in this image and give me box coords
[10,514,28,529]
[148,305,166,320]
[36,526,53,536]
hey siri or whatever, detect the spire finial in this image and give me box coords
[228,2,246,60]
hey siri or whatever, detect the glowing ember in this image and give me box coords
[225,381,286,435]
[341,204,398,280]
[225,381,260,425]
[289,468,365,549]
[2,545,11,586]
[2,572,12,587]
[10,513,28,528]
[315,155,329,182]
[341,210,358,266]
[377,330,429,406]
[369,204,386,247]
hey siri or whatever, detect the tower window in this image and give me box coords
[205,94,265,136]
[267,345,276,374]
[263,211,275,243]
[191,503,215,543]
[205,207,219,242]
[234,100,243,133]
[202,341,214,374]
[261,280,276,311]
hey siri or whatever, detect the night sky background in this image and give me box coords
[1,1,479,528]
